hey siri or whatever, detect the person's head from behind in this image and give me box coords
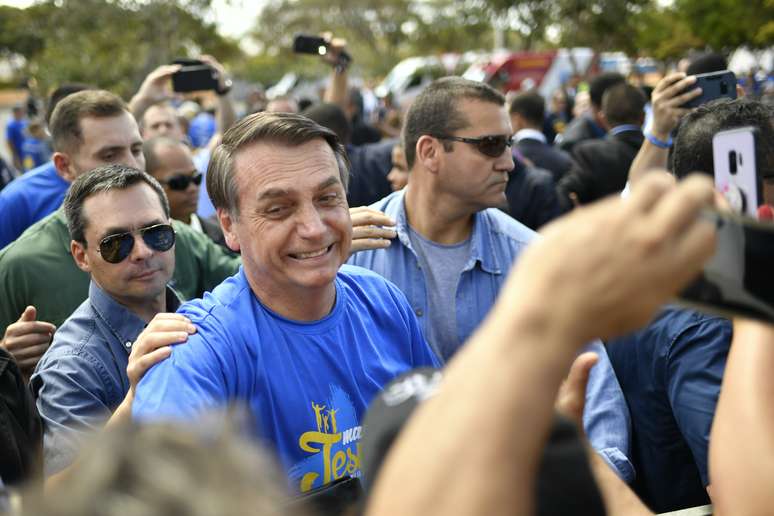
[672,98,774,203]
[143,137,201,224]
[588,72,626,122]
[141,103,185,141]
[685,52,727,76]
[64,164,175,318]
[22,422,293,516]
[600,83,647,130]
[402,77,515,212]
[301,102,352,145]
[50,90,145,182]
[509,91,545,132]
[207,112,351,313]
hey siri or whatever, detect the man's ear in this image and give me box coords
[70,240,92,273]
[53,152,76,182]
[415,135,441,175]
[217,208,241,252]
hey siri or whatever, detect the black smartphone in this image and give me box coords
[678,210,774,323]
[293,34,328,55]
[172,65,219,93]
[682,70,737,109]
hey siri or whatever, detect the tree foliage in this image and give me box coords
[1,0,240,99]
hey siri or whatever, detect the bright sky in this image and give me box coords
[1,0,262,41]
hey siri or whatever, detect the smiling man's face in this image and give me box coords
[221,138,352,312]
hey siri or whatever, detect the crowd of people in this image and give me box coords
[0,37,773,516]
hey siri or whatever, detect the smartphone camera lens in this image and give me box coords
[729,151,737,175]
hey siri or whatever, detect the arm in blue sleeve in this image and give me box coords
[582,340,635,483]
[666,317,732,486]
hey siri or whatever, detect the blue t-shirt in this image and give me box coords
[21,137,51,171]
[5,119,27,156]
[188,112,216,149]
[0,161,69,249]
[133,265,439,491]
[607,306,731,513]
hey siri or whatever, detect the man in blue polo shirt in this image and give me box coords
[348,77,634,482]
[133,112,439,492]
[5,104,27,171]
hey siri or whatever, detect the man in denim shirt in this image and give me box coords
[348,77,634,481]
[30,165,193,476]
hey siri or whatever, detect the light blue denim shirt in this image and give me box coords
[30,281,180,476]
[348,189,634,481]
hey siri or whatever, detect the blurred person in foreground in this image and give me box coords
[366,172,717,516]
[132,112,439,492]
[348,77,633,481]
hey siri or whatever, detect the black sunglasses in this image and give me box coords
[433,134,514,158]
[162,171,203,191]
[97,224,176,264]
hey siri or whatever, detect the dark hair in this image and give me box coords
[50,90,128,154]
[402,77,505,169]
[589,72,626,108]
[672,98,774,179]
[143,136,189,176]
[686,52,727,76]
[44,83,92,125]
[509,92,545,127]
[207,111,350,218]
[301,102,352,145]
[64,164,170,245]
[601,83,647,127]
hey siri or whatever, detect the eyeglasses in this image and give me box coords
[161,171,203,191]
[433,134,514,158]
[97,224,176,264]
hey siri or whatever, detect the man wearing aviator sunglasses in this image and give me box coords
[349,77,635,483]
[144,136,229,250]
[31,165,199,477]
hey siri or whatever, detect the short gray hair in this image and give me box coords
[64,164,170,245]
[207,111,350,219]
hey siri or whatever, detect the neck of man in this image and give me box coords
[245,269,337,322]
[404,180,475,245]
[122,290,167,323]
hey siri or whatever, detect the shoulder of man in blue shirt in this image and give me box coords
[0,161,68,248]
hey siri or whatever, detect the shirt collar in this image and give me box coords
[514,128,547,144]
[189,213,203,233]
[88,280,182,354]
[393,190,503,275]
[608,124,642,136]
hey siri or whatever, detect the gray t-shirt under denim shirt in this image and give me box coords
[407,225,472,362]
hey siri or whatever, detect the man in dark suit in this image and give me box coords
[557,72,626,153]
[509,91,574,184]
[557,83,647,209]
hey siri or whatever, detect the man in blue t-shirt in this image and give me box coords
[5,105,27,171]
[133,112,440,492]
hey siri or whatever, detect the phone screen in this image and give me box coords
[678,210,774,323]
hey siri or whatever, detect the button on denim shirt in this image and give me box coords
[31,281,180,476]
[348,189,634,481]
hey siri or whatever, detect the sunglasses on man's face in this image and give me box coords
[162,171,203,191]
[97,224,176,264]
[433,134,514,158]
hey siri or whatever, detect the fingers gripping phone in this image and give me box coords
[679,210,774,323]
[713,127,761,218]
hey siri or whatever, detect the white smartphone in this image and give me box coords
[713,126,760,217]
